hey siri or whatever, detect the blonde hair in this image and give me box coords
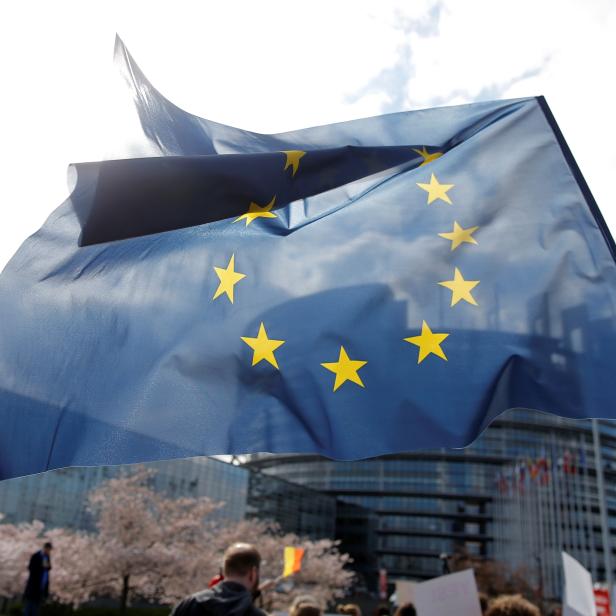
[337,605,362,616]
[485,595,541,616]
[290,596,322,616]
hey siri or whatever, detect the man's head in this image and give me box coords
[43,542,53,556]
[485,595,540,616]
[222,543,261,592]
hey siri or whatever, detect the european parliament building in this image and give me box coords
[2,410,616,600]
[245,409,616,599]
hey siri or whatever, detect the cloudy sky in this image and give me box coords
[0,0,614,268]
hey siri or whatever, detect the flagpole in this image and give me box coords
[541,449,554,596]
[579,433,597,579]
[551,433,566,590]
[534,467,545,604]
[548,454,557,597]
[549,461,558,598]
[564,447,576,562]
[592,418,613,593]
[517,463,525,568]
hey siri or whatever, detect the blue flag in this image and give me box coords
[1,38,616,480]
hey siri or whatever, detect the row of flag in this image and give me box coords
[496,449,587,494]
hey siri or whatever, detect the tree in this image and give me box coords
[449,550,534,598]
[2,469,355,612]
[44,527,105,606]
[85,468,353,610]
[85,467,221,612]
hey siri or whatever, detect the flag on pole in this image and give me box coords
[283,547,305,577]
[1,37,616,479]
[538,457,550,486]
[378,568,388,600]
[528,459,539,481]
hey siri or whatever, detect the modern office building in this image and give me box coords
[244,409,616,599]
[492,423,613,599]
[3,410,615,600]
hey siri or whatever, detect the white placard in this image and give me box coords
[413,569,482,616]
[562,551,597,616]
[395,580,416,605]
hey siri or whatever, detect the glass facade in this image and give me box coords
[245,409,616,598]
[245,469,337,538]
[0,457,249,531]
[335,500,379,589]
[244,472,375,587]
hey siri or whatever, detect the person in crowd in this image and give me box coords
[485,594,541,616]
[478,593,489,615]
[289,595,322,616]
[337,604,362,616]
[171,543,267,616]
[23,542,53,616]
[393,603,416,616]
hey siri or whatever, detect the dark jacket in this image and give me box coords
[171,581,267,616]
[23,551,51,601]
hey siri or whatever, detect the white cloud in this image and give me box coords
[379,1,616,229]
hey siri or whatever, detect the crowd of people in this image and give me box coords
[168,543,547,616]
[23,541,555,616]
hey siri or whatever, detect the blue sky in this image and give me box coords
[0,0,614,267]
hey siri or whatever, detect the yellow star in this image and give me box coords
[282,150,306,177]
[412,146,443,166]
[404,321,449,364]
[438,221,479,251]
[438,267,479,306]
[321,346,367,392]
[234,196,277,226]
[241,322,285,369]
[416,173,454,205]
[212,254,246,303]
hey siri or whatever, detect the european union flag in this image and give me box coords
[1,38,616,480]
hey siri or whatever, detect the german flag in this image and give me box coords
[283,547,305,577]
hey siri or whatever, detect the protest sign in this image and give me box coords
[395,580,416,605]
[563,551,597,616]
[412,569,481,616]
